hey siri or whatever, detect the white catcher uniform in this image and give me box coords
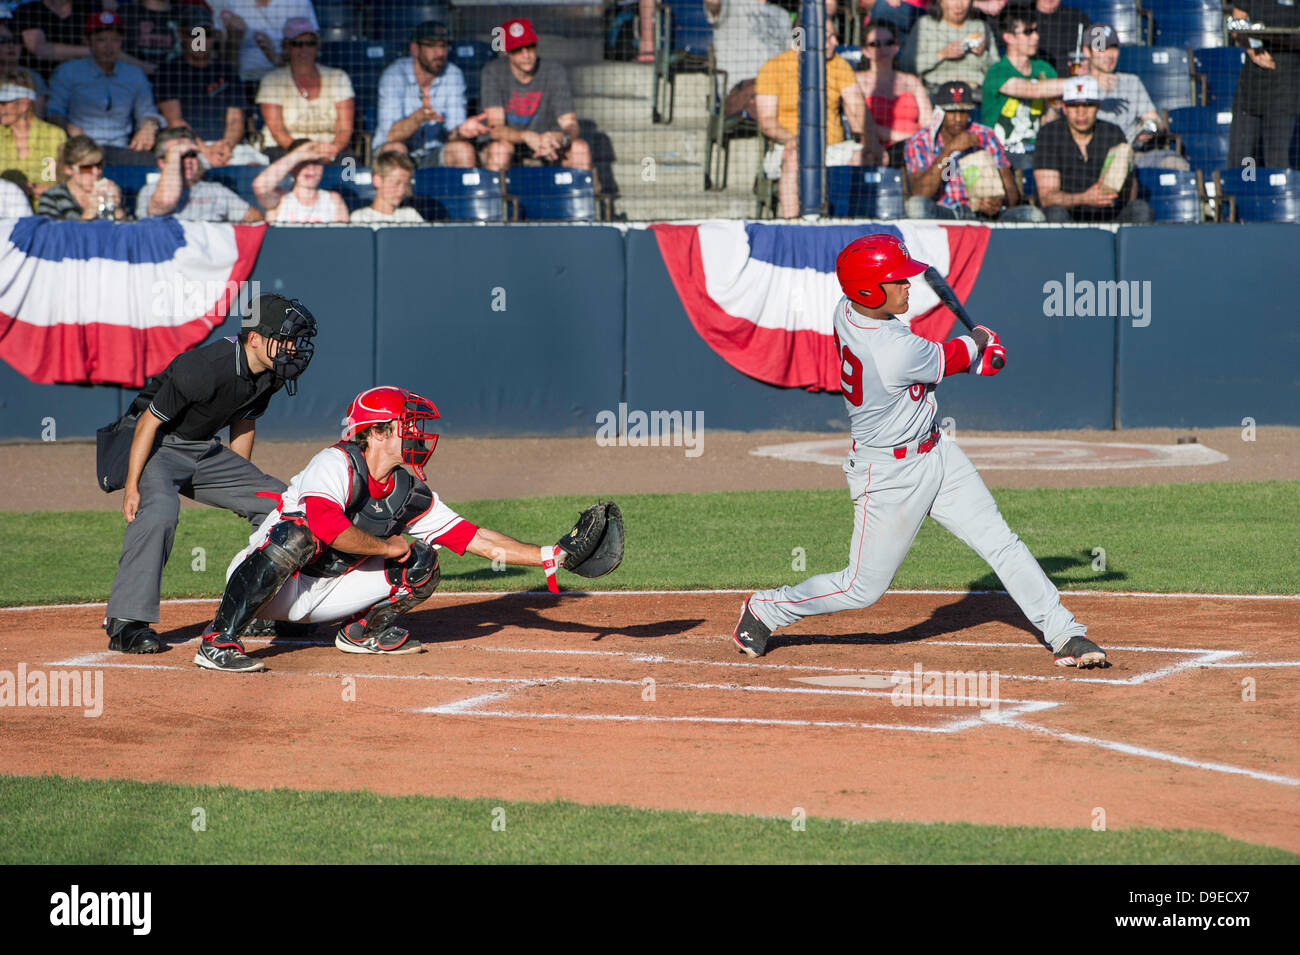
[748,297,1088,653]
[226,445,477,624]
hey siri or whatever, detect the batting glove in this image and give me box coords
[973,342,1006,376]
[973,324,1000,346]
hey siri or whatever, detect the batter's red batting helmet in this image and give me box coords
[836,234,928,309]
[343,386,440,479]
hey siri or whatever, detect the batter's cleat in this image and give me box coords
[194,633,266,673]
[334,621,424,655]
[732,599,772,658]
[104,618,162,654]
[1054,636,1108,669]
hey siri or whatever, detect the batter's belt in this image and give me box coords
[851,426,942,463]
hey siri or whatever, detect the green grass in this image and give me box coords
[2,481,1295,606]
[1,775,1293,864]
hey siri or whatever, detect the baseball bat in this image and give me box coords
[922,266,1004,369]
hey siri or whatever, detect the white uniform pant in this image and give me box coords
[749,438,1086,652]
[225,548,401,626]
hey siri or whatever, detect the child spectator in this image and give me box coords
[253,137,349,223]
[914,0,998,94]
[36,133,127,219]
[137,125,263,221]
[256,18,354,162]
[350,149,424,224]
[0,71,66,198]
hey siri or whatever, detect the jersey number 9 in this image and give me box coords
[840,345,863,407]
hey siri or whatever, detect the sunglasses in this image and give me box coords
[1013,26,1040,34]
[77,160,104,171]
[285,38,319,48]
[181,150,199,160]
[867,39,898,47]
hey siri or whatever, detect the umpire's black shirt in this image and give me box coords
[137,337,280,441]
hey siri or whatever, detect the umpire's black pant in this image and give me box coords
[106,435,285,625]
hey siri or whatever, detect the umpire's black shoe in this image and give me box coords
[194,633,266,673]
[732,599,772,658]
[104,618,162,654]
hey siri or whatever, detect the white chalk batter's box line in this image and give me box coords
[41,644,1300,789]
[3,587,1296,614]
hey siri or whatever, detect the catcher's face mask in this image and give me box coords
[265,299,317,396]
[400,392,440,480]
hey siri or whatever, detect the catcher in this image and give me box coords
[194,385,624,672]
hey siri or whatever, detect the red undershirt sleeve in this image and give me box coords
[432,519,478,556]
[303,495,352,546]
[941,336,977,378]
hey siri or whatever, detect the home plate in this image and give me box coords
[752,436,1228,471]
[792,674,897,689]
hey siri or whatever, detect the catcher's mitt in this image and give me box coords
[556,502,624,578]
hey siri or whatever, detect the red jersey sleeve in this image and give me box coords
[303,494,353,546]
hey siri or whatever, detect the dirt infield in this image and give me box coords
[5,425,1299,511]
[3,591,1297,852]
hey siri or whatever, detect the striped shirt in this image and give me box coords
[904,120,1007,209]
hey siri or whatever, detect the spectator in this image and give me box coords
[154,5,247,168]
[914,0,998,94]
[373,21,487,169]
[905,79,1044,219]
[479,18,591,173]
[35,133,126,218]
[47,11,162,165]
[1033,75,1153,222]
[118,0,181,69]
[252,137,348,223]
[704,0,792,119]
[256,18,354,163]
[1227,2,1300,171]
[0,71,67,197]
[137,125,263,221]
[757,15,882,218]
[856,21,933,149]
[1033,0,1089,78]
[0,174,35,215]
[1083,22,1185,170]
[208,0,319,90]
[866,0,929,42]
[349,149,423,224]
[981,5,1067,169]
[0,21,49,116]
[13,0,94,78]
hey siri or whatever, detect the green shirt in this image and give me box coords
[981,56,1057,152]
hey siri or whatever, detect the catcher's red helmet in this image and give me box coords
[342,386,440,479]
[836,234,928,309]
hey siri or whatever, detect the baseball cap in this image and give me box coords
[933,81,977,111]
[1085,23,1119,51]
[85,10,121,35]
[177,5,215,32]
[411,20,452,44]
[501,17,539,52]
[282,17,317,41]
[1063,75,1101,103]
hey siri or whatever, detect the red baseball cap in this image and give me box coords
[86,10,122,35]
[501,17,538,52]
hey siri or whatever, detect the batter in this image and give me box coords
[733,234,1107,668]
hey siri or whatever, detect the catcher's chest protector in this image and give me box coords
[305,441,433,577]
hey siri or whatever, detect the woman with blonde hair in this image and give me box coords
[36,134,126,219]
[0,70,64,199]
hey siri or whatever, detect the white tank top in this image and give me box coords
[275,189,337,223]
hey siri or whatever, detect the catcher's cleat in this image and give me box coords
[334,621,424,655]
[194,633,267,673]
[104,618,162,654]
[1054,636,1108,669]
[732,599,772,658]
[240,618,277,638]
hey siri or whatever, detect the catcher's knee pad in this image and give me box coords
[212,519,317,638]
[385,540,440,598]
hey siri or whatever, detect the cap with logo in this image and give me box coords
[1062,75,1101,104]
[501,17,539,52]
[933,81,977,111]
[85,10,121,35]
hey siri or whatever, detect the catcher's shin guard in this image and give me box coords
[353,540,441,639]
[210,520,317,641]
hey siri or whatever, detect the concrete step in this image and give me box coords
[614,193,757,221]
[570,62,656,100]
[574,72,714,124]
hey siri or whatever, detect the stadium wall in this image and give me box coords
[1,224,1297,442]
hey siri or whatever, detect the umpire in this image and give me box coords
[103,294,318,654]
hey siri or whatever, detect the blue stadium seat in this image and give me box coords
[826,166,904,219]
[1072,0,1145,45]
[653,0,714,124]
[505,167,596,221]
[316,2,355,42]
[449,41,496,114]
[1141,0,1224,50]
[203,164,265,210]
[318,164,374,211]
[412,168,506,221]
[1168,105,1232,174]
[1217,168,1300,222]
[1193,47,1245,108]
[1135,167,1202,222]
[103,165,157,212]
[1115,46,1196,112]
